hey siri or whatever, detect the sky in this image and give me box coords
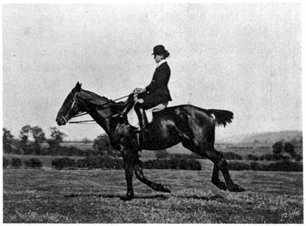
[2,3,302,141]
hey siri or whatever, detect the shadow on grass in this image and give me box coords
[64,193,224,201]
[176,194,224,201]
[64,193,169,200]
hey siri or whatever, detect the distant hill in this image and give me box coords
[219,130,302,144]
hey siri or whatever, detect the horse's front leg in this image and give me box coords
[204,145,245,192]
[134,158,171,193]
[121,148,135,201]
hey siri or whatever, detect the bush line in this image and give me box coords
[4,157,43,169]
[3,156,302,172]
[52,157,202,171]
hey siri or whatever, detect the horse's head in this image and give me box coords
[56,82,85,126]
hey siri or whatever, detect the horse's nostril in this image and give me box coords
[55,117,64,126]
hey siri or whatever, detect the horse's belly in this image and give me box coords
[140,113,184,150]
[142,133,181,150]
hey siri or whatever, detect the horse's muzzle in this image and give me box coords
[56,116,67,126]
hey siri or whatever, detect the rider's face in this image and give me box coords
[154,54,163,63]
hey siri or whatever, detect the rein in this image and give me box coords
[69,94,130,124]
[69,120,97,124]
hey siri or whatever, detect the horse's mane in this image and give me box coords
[80,89,113,105]
[80,89,125,112]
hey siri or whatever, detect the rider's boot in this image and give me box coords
[134,103,148,144]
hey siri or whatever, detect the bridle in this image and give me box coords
[61,92,79,124]
[66,92,130,124]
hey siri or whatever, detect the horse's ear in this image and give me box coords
[74,82,82,92]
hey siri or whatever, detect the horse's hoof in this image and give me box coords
[228,184,246,192]
[212,180,227,191]
[217,182,227,191]
[238,186,246,192]
[120,194,134,201]
[162,185,171,193]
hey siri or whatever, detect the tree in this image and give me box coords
[82,137,90,143]
[290,138,298,147]
[50,127,66,143]
[253,139,260,144]
[19,125,31,141]
[17,125,46,155]
[31,126,46,155]
[3,128,14,153]
[284,142,295,157]
[272,141,283,155]
[93,134,118,158]
[47,127,66,155]
[19,125,33,154]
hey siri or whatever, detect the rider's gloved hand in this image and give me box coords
[136,98,144,104]
[133,88,146,94]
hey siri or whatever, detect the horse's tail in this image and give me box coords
[207,109,234,127]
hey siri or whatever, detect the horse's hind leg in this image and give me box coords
[217,155,245,192]
[205,146,245,192]
[211,152,227,191]
[183,140,227,191]
[133,158,171,193]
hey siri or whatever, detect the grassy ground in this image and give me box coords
[3,166,303,223]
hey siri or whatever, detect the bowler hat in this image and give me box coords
[152,45,168,55]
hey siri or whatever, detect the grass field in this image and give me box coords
[3,164,303,223]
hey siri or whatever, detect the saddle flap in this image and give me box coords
[128,109,153,127]
[128,102,167,128]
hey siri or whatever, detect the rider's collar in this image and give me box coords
[156,59,167,68]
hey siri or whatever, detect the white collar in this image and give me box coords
[156,59,167,68]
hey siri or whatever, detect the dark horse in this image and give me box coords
[56,82,245,200]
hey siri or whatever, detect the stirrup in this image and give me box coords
[135,132,146,148]
[134,125,149,134]
[112,112,124,119]
[111,113,119,118]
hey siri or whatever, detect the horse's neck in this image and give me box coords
[79,90,113,131]
[80,90,110,107]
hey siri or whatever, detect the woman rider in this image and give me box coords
[115,44,172,135]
